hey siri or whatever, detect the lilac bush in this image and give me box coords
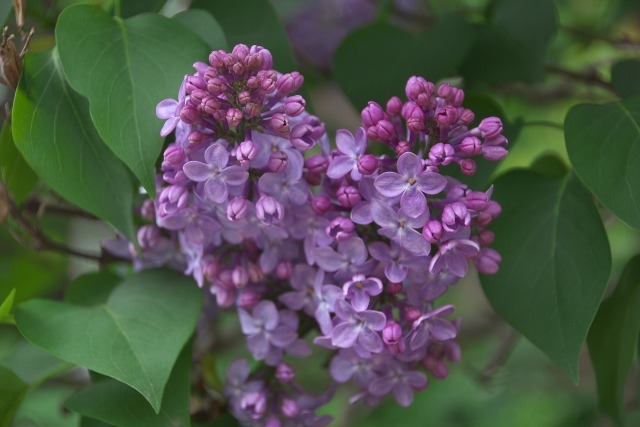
[134,44,507,425]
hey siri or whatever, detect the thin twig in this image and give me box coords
[522,120,564,130]
[546,64,616,93]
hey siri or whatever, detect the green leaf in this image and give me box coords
[65,341,192,427]
[612,59,640,98]
[12,49,136,241]
[588,255,640,425]
[64,271,121,307]
[172,9,228,51]
[120,0,166,18]
[0,367,28,427]
[334,15,475,109]
[530,152,569,180]
[12,384,80,427]
[481,170,611,381]
[191,0,296,72]
[55,4,210,196]
[565,96,640,230]
[0,289,15,320]
[461,0,557,85]
[0,122,37,203]
[15,269,202,413]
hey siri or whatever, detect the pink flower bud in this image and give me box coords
[275,362,295,383]
[402,101,425,132]
[284,95,306,116]
[326,217,355,242]
[140,199,155,220]
[423,220,443,243]
[405,306,421,323]
[386,96,403,116]
[232,266,249,288]
[276,71,304,95]
[276,261,293,280]
[387,282,403,295]
[460,108,475,124]
[437,83,452,99]
[206,77,227,95]
[482,145,508,161]
[256,196,284,225]
[464,191,489,211]
[232,44,249,60]
[227,197,248,221]
[429,143,455,166]
[442,202,470,232]
[179,104,199,124]
[479,117,503,138]
[244,102,262,118]
[375,120,395,141]
[478,230,495,246]
[238,90,252,104]
[395,140,411,155]
[357,154,378,175]
[270,113,290,136]
[268,151,288,172]
[208,50,225,67]
[459,158,476,176]
[305,154,328,174]
[337,186,362,207]
[226,108,243,127]
[250,45,273,70]
[290,123,315,151]
[361,101,385,127]
[436,105,459,126]
[382,321,403,344]
[236,140,258,163]
[188,131,205,145]
[163,144,185,167]
[281,398,299,419]
[311,195,331,214]
[459,136,482,156]
[238,290,261,309]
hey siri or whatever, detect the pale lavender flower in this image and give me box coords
[375,152,446,218]
[259,172,310,205]
[429,239,479,277]
[368,241,425,283]
[313,237,372,281]
[183,144,248,203]
[409,304,457,351]
[326,127,368,180]
[239,301,298,361]
[331,300,386,356]
[343,274,383,311]
[368,361,427,407]
[371,201,430,256]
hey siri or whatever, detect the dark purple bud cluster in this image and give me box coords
[117,45,509,426]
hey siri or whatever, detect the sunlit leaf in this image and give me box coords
[481,170,611,381]
[12,49,136,241]
[56,4,210,196]
[15,269,202,412]
[565,96,640,230]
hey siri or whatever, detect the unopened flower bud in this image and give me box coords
[268,151,288,172]
[137,225,161,250]
[275,362,295,383]
[236,140,258,163]
[361,101,385,127]
[357,154,378,175]
[387,282,403,294]
[226,108,243,127]
[395,140,411,155]
[206,77,227,95]
[337,186,362,207]
[232,266,249,288]
[179,104,199,124]
[386,96,403,116]
[402,101,425,132]
[250,45,273,70]
[479,117,503,138]
[459,158,476,176]
[244,102,262,118]
[459,136,482,156]
[382,321,403,345]
[188,131,205,145]
[482,145,508,161]
[460,108,475,124]
[305,154,328,174]
[276,261,294,280]
[478,230,495,246]
[290,123,315,151]
[238,290,261,309]
[326,217,355,242]
[163,144,185,167]
[442,202,470,232]
[256,196,284,225]
[311,195,331,214]
[376,120,395,141]
[186,75,206,93]
[227,197,248,221]
[423,220,443,243]
[270,113,290,136]
[436,105,459,126]
[284,95,306,116]
[464,191,489,211]
[405,306,421,323]
[281,398,299,419]
[429,143,455,166]
[276,71,303,95]
[140,199,155,220]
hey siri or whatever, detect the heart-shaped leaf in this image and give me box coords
[15,269,202,413]
[565,96,640,230]
[335,15,475,109]
[481,170,611,381]
[64,271,121,307]
[588,255,640,425]
[12,50,135,240]
[55,5,210,196]
[172,9,228,51]
[66,340,192,427]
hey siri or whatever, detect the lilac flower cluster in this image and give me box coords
[133,44,507,425]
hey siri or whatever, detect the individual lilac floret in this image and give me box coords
[326,127,368,181]
[371,201,430,256]
[183,144,248,203]
[375,152,447,218]
[239,300,297,361]
[343,274,383,311]
[331,300,386,356]
[368,361,428,407]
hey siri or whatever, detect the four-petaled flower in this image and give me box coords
[183,144,249,203]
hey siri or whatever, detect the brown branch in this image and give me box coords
[546,64,616,93]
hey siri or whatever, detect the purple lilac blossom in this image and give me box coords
[113,44,510,424]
